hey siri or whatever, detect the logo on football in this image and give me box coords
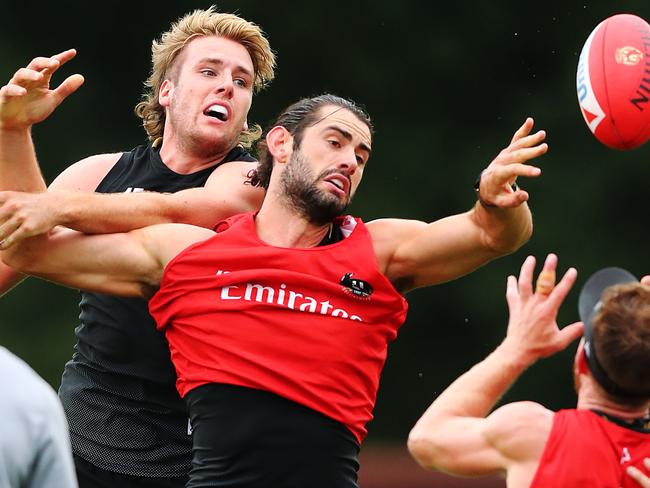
[615,46,644,66]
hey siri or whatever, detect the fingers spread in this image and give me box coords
[54,74,85,102]
[557,321,585,350]
[510,117,534,144]
[518,255,536,298]
[11,67,44,86]
[510,130,546,151]
[505,275,519,306]
[51,49,78,66]
[535,254,557,296]
[506,145,548,165]
[0,84,28,100]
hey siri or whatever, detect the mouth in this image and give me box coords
[204,103,229,122]
[323,173,350,197]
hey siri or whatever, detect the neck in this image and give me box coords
[158,135,232,175]
[577,381,650,422]
[254,193,332,248]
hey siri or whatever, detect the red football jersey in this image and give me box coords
[149,213,408,442]
[531,409,650,487]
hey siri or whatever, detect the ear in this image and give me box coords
[159,79,173,108]
[266,126,292,164]
[575,340,589,375]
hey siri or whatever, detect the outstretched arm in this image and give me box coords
[370,118,544,292]
[1,222,212,297]
[0,159,264,248]
[407,254,583,477]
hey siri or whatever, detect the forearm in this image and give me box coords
[413,341,534,429]
[0,128,46,192]
[48,190,188,233]
[2,227,158,297]
[472,201,533,255]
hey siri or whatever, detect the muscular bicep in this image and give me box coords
[1,227,164,297]
[368,213,502,292]
[409,402,550,478]
[409,415,508,477]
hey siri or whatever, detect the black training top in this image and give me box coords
[58,144,255,478]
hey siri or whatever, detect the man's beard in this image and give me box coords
[280,149,351,225]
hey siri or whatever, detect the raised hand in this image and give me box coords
[0,49,84,130]
[477,118,546,208]
[503,254,583,361]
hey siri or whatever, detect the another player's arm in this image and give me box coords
[408,255,583,476]
[0,159,264,249]
[46,159,263,231]
[0,152,118,293]
[1,223,212,297]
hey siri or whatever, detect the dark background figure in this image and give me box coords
[1,1,649,486]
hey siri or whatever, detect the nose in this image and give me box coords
[338,148,358,174]
[214,72,235,98]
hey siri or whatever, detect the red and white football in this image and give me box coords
[576,13,650,150]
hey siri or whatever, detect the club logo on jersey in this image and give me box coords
[340,273,373,299]
[615,46,643,66]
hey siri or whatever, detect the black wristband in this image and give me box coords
[473,171,519,208]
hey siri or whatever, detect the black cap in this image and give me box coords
[578,267,639,397]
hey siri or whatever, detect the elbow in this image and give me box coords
[1,244,39,274]
[407,427,440,470]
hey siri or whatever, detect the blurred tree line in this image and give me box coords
[1,0,648,450]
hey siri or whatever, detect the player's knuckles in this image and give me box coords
[26,57,51,70]
[15,68,40,82]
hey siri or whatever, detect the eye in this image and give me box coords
[356,155,366,165]
[328,139,341,148]
[234,78,249,88]
[200,69,216,77]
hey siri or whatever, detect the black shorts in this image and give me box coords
[185,383,360,488]
[74,455,188,488]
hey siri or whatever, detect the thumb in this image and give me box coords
[53,74,85,103]
[556,321,584,351]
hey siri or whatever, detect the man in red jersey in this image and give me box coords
[3,93,544,487]
[408,254,650,487]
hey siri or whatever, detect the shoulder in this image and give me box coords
[365,218,427,245]
[484,401,554,462]
[49,152,123,191]
[204,160,265,212]
[365,218,427,272]
[206,159,258,182]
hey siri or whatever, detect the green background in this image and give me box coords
[1,0,649,452]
